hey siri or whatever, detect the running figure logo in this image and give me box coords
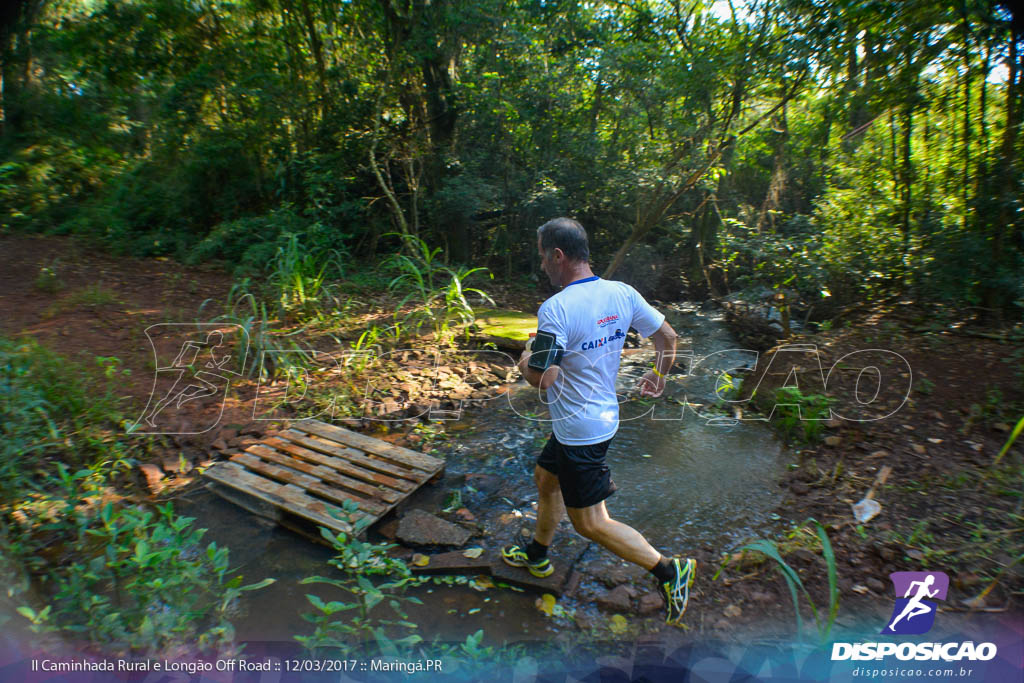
[881,571,949,635]
[133,323,247,434]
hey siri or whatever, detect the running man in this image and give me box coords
[501,217,697,626]
[888,574,939,631]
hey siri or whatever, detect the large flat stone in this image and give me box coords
[471,309,538,349]
[396,509,472,547]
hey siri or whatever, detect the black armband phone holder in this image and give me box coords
[527,330,564,371]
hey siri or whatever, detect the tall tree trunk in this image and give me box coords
[983,10,1023,319]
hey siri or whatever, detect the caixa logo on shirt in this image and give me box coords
[581,328,625,350]
[831,570,997,662]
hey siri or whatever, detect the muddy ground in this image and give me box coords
[2,232,1021,646]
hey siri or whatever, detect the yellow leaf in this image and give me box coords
[411,553,429,567]
[469,576,494,592]
[536,593,556,616]
[609,614,628,635]
[463,547,484,559]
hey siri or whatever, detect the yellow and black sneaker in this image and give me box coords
[662,557,697,626]
[501,544,554,578]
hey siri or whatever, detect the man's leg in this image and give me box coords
[567,501,697,626]
[501,465,564,578]
[564,500,660,568]
[533,465,565,546]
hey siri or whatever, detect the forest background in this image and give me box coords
[2,0,1022,320]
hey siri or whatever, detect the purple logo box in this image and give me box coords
[881,571,949,635]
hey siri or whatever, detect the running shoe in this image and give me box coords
[501,544,554,578]
[662,557,697,626]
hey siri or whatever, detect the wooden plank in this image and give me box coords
[280,430,423,483]
[245,441,404,503]
[268,435,416,491]
[291,420,444,473]
[232,451,388,516]
[203,462,353,533]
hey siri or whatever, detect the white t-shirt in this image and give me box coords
[536,277,665,445]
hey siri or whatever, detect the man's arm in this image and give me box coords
[637,320,678,397]
[518,350,561,390]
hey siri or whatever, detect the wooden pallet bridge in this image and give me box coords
[203,420,445,536]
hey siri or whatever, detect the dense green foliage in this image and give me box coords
[2,0,1022,317]
[0,338,271,654]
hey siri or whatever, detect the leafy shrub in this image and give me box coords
[19,494,273,655]
[771,386,834,443]
[0,338,131,496]
[0,339,272,655]
[738,518,838,643]
[297,501,423,657]
[385,235,493,341]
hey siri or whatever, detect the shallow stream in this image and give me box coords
[180,302,790,646]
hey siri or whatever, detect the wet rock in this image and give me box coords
[138,464,165,495]
[751,591,775,603]
[911,444,927,455]
[876,545,898,562]
[575,613,596,631]
[790,549,817,564]
[376,518,400,540]
[162,457,186,475]
[638,592,663,615]
[713,618,731,630]
[211,438,229,451]
[866,577,886,593]
[240,422,265,436]
[723,604,742,618]
[217,428,239,442]
[464,473,503,495]
[564,571,582,598]
[454,507,476,522]
[396,509,472,547]
[596,585,633,612]
[790,481,810,496]
[824,436,841,447]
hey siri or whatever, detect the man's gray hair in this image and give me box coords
[537,217,589,263]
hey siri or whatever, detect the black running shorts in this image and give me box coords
[536,434,617,509]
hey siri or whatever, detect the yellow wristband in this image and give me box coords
[651,366,665,379]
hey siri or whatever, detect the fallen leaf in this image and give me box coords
[927,437,943,444]
[906,549,925,561]
[609,614,628,635]
[469,576,494,592]
[851,584,870,595]
[911,444,927,455]
[536,593,556,616]
[467,608,481,615]
[412,553,430,567]
[463,547,484,559]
